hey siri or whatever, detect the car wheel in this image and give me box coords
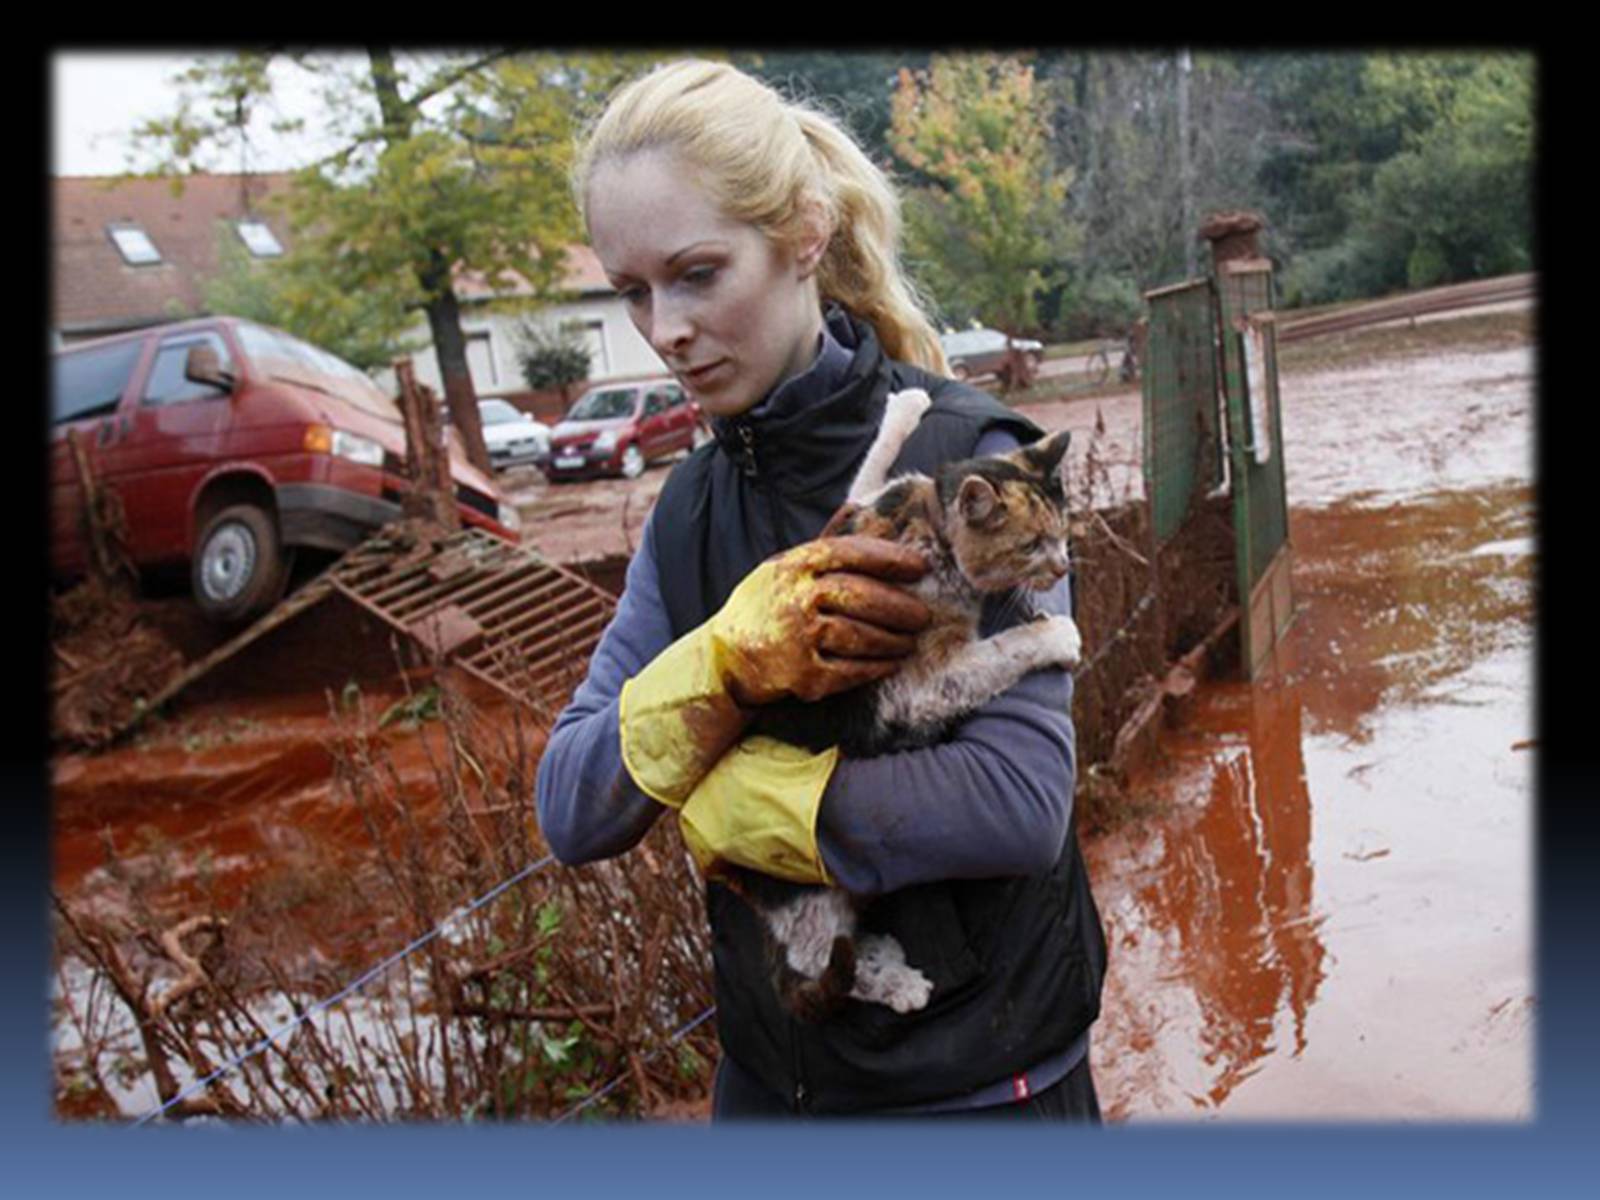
[952,362,971,381]
[191,503,288,624]
[620,443,646,479]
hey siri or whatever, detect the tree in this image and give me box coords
[130,49,651,472]
[199,221,423,372]
[890,54,1078,334]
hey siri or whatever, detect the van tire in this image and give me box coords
[191,503,287,625]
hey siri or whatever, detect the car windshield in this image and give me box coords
[480,400,522,425]
[568,388,636,420]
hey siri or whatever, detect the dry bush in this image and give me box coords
[52,661,716,1124]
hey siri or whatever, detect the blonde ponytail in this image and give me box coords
[574,60,949,376]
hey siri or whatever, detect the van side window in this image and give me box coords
[51,340,144,425]
[143,333,233,406]
[665,386,685,408]
[643,392,665,416]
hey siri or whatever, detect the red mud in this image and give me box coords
[50,305,1534,1121]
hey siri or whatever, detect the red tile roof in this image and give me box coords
[52,172,613,336]
[53,173,299,335]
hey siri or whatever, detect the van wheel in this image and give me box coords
[192,504,287,624]
[619,443,646,479]
[951,362,971,381]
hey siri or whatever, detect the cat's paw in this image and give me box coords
[884,388,932,426]
[1035,614,1083,668]
[881,966,934,1014]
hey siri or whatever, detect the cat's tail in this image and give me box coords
[776,935,857,1023]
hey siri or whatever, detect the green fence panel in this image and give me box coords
[1142,278,1222,544]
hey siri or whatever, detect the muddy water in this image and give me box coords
[1083,328,1535,1120]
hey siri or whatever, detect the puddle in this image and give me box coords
[1086,483,1534,1120]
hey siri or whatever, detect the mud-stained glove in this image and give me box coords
[617,536,929,809]
[678,736,840,885]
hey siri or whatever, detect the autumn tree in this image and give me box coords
[889,54,1078,334]
[131,49,651,472]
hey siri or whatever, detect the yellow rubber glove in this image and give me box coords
[678,736,841,885]
[618,536,929,810]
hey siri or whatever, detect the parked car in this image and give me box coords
[479,398,551,471]
[544,377,708,482]
[50,317,521,624]
[939,327,1045,382]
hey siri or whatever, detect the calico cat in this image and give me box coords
[734,388,1082,1022]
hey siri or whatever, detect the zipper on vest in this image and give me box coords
[733,421,758,477]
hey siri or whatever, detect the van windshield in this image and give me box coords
[234,322,401,422]
[568,388,636,421]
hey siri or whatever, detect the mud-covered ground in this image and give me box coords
[50,302,1534,1122]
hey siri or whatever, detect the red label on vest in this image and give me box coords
[1012,1075,1031,1102]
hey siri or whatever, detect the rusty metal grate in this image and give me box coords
[328,526,618,718]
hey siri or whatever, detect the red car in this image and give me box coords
[544,377,709,482]
[50,317,521,623]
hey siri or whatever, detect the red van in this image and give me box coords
[544,377,708,482]
[50,317,521,623]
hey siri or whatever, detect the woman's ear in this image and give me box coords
[794,201,832,281]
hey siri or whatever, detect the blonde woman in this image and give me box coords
[535,60,1105,1120]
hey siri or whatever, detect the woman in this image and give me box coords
[535,60,1106,1119]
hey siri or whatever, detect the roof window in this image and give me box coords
[108,225,161,266]
[235,220,284,258]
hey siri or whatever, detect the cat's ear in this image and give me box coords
[958,476,1002,527]
[1026,429,1072,478]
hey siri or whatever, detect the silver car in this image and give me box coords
[479,399,552,470]
[939,328,1044,382]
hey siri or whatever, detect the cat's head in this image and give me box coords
[937,429,1072,593]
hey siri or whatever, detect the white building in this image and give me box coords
[374,244,668,405]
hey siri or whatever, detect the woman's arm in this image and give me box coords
[814,577,1076,896]
[534,519,674,864]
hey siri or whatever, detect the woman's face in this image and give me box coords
[585,149,825,419]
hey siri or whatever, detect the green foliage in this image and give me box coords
[378,685,442,729]
[202,222,421,371]
[513,319,591,391]
[891,54,1079,333]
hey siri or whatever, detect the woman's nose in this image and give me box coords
[650,294,693,356]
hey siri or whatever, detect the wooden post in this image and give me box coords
[66,427,136,595]
[394,358,461,532]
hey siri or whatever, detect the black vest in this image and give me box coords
[652,314,1107,1114]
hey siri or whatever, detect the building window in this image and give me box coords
[108,225,161,266]
[236,220,284,258]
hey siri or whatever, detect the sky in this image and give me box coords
[52,51,352,177]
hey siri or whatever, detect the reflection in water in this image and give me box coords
[1093,680,1324,1115]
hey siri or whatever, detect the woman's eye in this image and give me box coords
[683,265,718,287]
[619,286,647,306]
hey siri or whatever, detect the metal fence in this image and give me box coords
[1142,277,1223,546]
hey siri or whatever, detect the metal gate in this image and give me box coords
[1142,277,1223,545]
[1215,260,1294,679]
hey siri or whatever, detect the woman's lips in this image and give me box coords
[682,360,728,387]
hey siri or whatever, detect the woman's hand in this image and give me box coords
[618,535,929,810]
[713,535,931,707]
